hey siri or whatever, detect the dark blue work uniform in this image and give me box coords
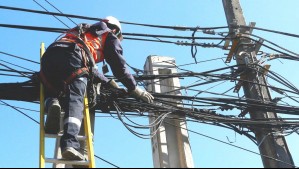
[41,22,136,151]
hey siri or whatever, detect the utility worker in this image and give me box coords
[40,16,154,161]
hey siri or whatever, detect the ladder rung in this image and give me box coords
[45,134,86,141]
[45,158,89,165]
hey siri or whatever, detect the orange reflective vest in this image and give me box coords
[83,31,109,63]
[60,28,109,63]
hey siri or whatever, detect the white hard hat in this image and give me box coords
[104,16,123,41]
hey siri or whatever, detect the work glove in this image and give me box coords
[108,79,121,89]
[108,79,127,94]
[130,87,154,104]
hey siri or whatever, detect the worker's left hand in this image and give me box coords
[108,79,120,89]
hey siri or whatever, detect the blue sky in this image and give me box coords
[0,0,299,168]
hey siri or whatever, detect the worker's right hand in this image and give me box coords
[130,87,154,104]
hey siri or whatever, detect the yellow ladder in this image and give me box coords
[39,43,96,168]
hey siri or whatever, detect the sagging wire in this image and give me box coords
[191,81,228,110]
[255,65,299,94]
[1,3,299,166]
[95,110,258,144]
[113,93,299,130]
[242,36,298,61]
[113,97,262,142]
[166,121,298,168]
[113,101,171,139]
[191,27,200,64]
[152,93,299,115]
[118,65,299,111]
[137,66,299,108]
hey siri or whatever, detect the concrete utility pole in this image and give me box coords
[144,55,194,168]
[222,0,294,168]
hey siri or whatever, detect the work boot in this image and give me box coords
[62,147,86,161]
[45,98,61,134]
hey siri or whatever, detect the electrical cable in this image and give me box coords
[1,4,299,166]
[0,100,120,168]
[0,5,229,31]
[166,121,298,168]
[0,59,35,72]
[0,51,39,64]
[239,25,299,39]
[32,0,71,29]
[0,100,39,124]
[81,149,120,168]
[43,0,77,26]
[0,63,31,78]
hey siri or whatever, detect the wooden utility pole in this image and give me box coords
[144,55,194,168]
[222,0,294,168]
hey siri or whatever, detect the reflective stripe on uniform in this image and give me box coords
[64,117,82,128]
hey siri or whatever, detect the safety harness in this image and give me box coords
[39,23,109,107]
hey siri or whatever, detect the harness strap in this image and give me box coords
[64,67,89,85]
[58,36,95,70]
[39,67,89,96]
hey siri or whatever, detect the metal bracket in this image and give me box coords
[224,22,256,62]
[234,81,243,93]
[255,38,264,54]
[248,22,256,34]
[225,34,241,63]
[234,75,246,93]
[223,39,231,50]
[262,64,271,75]
[223,20,238,50]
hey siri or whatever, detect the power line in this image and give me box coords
[1,3,297,167]
[0,103,39,112]
[0,51,39,64]
[43,0,77,26]
[123,32,230,40]
[0,100,39,124]
[0,62,31,78]
[0,59,35,72]
[32,0,71,29]
[0,24,224,48]
[166,121,298,168]
[0,5,102,22]
[0,5,227,31]
[81,149,120,168]
[0,101,120,167]
[2,4,299,40]
[0,24,66,33]
[95,108,298,167]
[238,25,299,39]
[1,23,299,61]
